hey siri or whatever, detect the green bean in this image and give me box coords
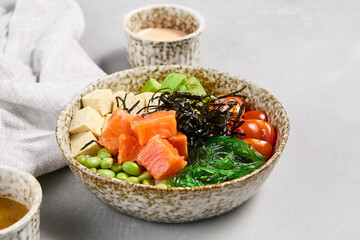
[97,152,112,159]
[155,183,168,188]
[116,172,129,181]
[87,156,101,168]
[97,169,115,178]
[138,171,152,182]
[125,177,140,184]
[111,163,122,174]
[76,155,87,166]
[100,157,113,169]
[142,179,155,186]
[122,161,141,176]
[97,148,113,157]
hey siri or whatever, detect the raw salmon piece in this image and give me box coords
[117,134,142,164]
[131,110,177,145]
[137,136,187,180]
[98,108,134,154]
[167,131,188,159]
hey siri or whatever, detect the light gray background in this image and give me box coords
[3,0,360,239]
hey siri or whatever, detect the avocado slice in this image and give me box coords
[160,73,187,92]
[178,84,188,92]
[141,78,161,93]
[184,77,207,95]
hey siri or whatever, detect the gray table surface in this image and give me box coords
[4,0,360,239]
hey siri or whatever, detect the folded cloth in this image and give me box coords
[0,0,106,176]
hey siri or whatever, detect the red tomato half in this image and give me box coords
[242,138,273,159]
[217,95,246,117]
[235,119,276,145]
[244,111,268,122]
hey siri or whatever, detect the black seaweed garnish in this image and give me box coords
[116,94,140,114]
[145,89,247,149]
[80,140,97,151]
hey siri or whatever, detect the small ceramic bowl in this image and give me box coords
[55,65,290,223]
[123,5,205,67]
[0,164,42,240]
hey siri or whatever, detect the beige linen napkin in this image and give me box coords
[0,0,106,176]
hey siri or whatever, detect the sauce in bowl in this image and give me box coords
[136,28,187,41]
[0,196,28,230]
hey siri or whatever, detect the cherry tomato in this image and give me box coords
[244,111,268,122]
[241,138,273,159]
[235,119,276,145]
[217,94,246,117]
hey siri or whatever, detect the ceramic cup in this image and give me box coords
[0,165,42,240]
[123,5,205,67]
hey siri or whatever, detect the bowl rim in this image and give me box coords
[55,65,290,192]
[123,4,205,43]
[0,164,42,235]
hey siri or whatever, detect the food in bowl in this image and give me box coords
[56,65,289,222]
[68,72,276,187]
[0,196,28,230]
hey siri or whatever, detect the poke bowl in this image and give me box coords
[55,65,290,223]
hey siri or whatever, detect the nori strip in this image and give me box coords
[80,140,97,151]
[145,89,247,149]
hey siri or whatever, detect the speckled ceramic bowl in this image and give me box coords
[123,5,205,67]
[0,164,42,240]
[55,65,290,223]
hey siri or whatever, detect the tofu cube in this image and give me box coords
[136,92,162,112]
[112,91,145,115]
[82,89,113,116]
[102,114,112,132]
[69,106,104,137]
[71,131,101,158]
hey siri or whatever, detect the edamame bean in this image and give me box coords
[97,169,115,178]
[89,168,97,172]
[125,177,140,184]
[97,152,111,159]
[100,157,113,169]
[76,155,87,166]
[116,172,129,181]
[138,171,152,182]
[122,162,141,176]
[97,148,113,157]
[142,179,155,186]
[155,183,167,188]
[87,156,101,168]
[111,163,122,174]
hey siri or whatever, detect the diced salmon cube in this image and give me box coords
[137,136,187,180]
[167,131,188,159]
[98,108,134,154]
[117,134,142,164]
[131,110,177,145]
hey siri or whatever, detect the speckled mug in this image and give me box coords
[56,65,290,223]
[0,165,42,240]
[123,5,205,67]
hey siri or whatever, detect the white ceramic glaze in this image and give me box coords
[123,5,205,67]
[56,65,290,223]
[0,165,42,240]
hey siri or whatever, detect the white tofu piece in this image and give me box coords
[82,89,113,116]
[71,131,101,158]
[69,106,104,137]
[136,92,162,112]
[102,114,112,132]
[112,91,145,115]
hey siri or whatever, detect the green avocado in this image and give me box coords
[160,73,187,92]
[141,78,161,93]
[178,84,188,92]
[183,77,207,95]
